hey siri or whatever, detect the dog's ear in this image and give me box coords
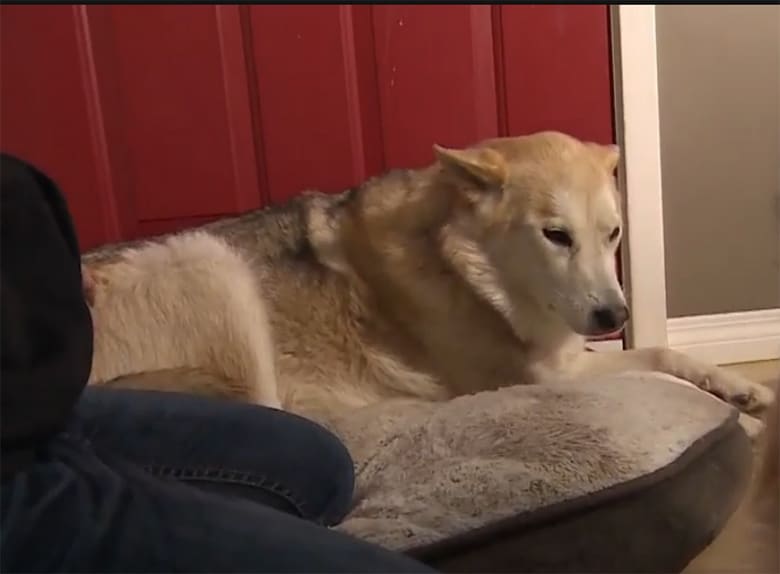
[588,143,620,173]
[433,145,507,188]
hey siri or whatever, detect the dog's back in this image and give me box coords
[87,231,281,408]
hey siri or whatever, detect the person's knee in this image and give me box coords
[77,391,356,524]
[293,416,355,525]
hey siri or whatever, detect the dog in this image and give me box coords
[82,131,775,425]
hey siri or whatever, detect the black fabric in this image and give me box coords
[1,154,93,478]
[409,414,752,573]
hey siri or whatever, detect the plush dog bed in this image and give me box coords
[329,372,753,573]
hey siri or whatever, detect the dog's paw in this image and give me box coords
[729,380,775,415]
[705,369,775,415]
[654,348,776,415]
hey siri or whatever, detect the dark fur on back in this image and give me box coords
[84,192,328,266]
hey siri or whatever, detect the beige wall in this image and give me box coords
[656,5,780,318]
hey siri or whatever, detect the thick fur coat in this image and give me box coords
[83,132,774,425]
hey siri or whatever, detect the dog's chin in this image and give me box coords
[561,318,598,338]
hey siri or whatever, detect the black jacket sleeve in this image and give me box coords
[1,154,93,478]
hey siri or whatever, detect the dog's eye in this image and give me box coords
[542,228,573,248]
[608,226,621,242]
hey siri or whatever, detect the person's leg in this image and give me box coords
[1,431,433,573]
[75,387,353,525]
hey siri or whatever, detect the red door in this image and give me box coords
[1,4,614,247]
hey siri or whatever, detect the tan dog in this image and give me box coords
[82,131,774,425]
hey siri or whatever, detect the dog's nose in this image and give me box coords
[592,305,630,333]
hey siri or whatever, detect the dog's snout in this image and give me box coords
[591,305,629,333]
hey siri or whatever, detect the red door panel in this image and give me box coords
[498,5,614,144]
[1,4,616,237]
[95,5,261,222]
[0,5,122,249]
[248,5,383,203]
[372,5,499,169]
[0,4,621,346]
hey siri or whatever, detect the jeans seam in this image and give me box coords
[143,465,309,518]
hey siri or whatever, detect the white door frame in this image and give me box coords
[611,5,780,364]
[610,5,669,350]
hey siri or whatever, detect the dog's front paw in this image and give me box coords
[703,368,775,415]
[708,368,775,414]
[655,348,776,415]
[730,379,775,415]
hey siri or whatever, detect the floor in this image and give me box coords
[683,359,778,573]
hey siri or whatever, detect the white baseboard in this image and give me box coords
[667,309,780,365]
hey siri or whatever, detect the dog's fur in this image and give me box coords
[82,131,774,424]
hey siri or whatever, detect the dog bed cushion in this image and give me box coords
[330,372,753,573]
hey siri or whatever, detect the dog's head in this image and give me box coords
[434,131,627,337]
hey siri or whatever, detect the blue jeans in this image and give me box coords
[1,388,433,573]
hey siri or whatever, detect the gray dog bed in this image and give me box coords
[329,372,753,573]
